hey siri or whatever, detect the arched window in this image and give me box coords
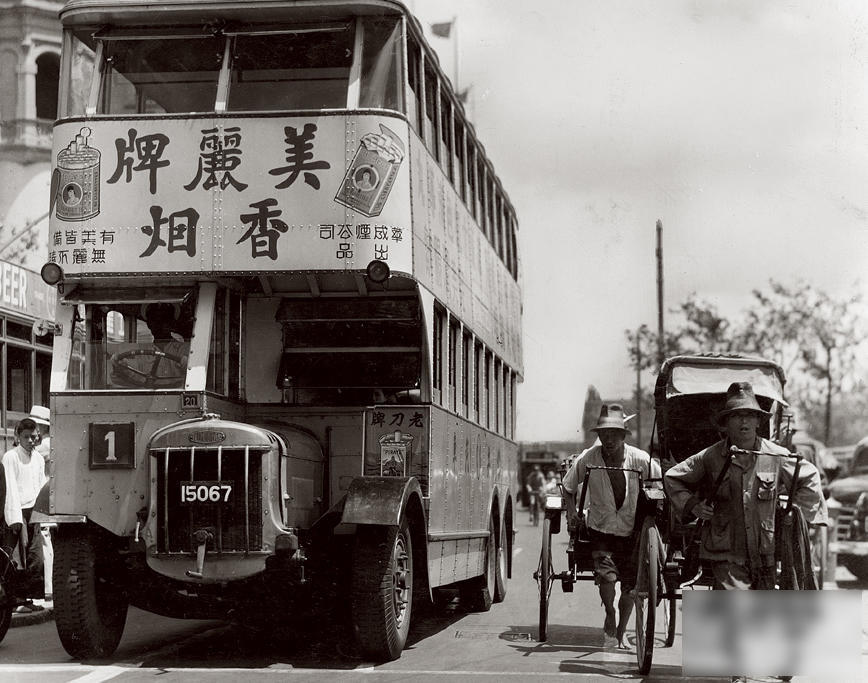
[36,52,60,120]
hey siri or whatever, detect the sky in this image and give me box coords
[410,0,868,442]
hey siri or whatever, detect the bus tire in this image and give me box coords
[494,514,509,603]
[54,527,128,659]
[460,518,496,612]
[351,520,413,661]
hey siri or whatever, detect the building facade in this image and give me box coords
[0,0,63,272]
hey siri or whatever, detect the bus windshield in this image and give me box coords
[73,17,403,115]
[67,289,196,390]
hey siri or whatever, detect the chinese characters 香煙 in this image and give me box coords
[50,121,408,266]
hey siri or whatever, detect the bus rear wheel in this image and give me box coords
[54,527,128,659]
[352,520,414,661]
[460,517,496,612]
[494,514,509,603]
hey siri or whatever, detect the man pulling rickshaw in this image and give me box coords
[536,356,830,677]
[562,404,661,649]
[665,381,828,590]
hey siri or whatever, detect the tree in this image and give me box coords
[0,213,45,264]
[625,295,742,372]
[738,281,865,444]
[626,280,867,445]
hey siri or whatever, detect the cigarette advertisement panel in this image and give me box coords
[48,114,412,275]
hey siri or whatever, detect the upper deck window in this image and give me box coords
[67,16,404,116]
[359,18,402,111]
[226,24,353,111]
[98,33,223,114]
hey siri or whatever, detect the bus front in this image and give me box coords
[45,0,437,661]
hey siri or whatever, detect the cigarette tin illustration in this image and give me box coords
[54,126,101,222]
[379,430,413,477]
[334,123,404,217]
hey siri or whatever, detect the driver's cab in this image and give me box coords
[61,285,200,391]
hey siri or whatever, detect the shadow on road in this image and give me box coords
[499,623,685,680]
[108,591,475,671]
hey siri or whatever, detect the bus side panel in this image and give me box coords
[407,133,522,374]
[426,406,515,587]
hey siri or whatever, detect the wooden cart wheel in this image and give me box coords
[664,590,677,647]
[634,518,661,674]
[536,516,553,642]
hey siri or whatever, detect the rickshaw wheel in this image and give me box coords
[537,517,553,642]
[664,589,677,647]
[634,519,661,675]
[0,602,11,643]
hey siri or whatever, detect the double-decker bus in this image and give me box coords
[40,0,522,661]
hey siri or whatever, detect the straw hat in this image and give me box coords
[590,404,631,433]
[29,405,50,426]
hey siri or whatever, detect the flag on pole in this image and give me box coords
[431,21,453,38]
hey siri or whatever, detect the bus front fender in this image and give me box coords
[341,477,423,526]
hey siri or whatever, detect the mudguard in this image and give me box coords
[341,476,424,526]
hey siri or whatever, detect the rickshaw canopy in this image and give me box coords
[664,357,786,404]
[654,355,788,464]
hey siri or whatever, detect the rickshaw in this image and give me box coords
[535,355,816,675]
[0,528,46,643]
[0,477,51,644]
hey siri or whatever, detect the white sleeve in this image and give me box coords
[3,453,22,527]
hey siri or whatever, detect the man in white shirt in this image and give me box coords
[3,417,48,612]
[563,404,660,649]
[30,405,53,601]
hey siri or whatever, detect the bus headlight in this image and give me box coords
[41,262,63,285]
[366,259,390,283]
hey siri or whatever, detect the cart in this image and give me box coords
[534,354,817,675]
[534,465,672,673]
[0,527,46,643]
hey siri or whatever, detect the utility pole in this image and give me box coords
[656,219,665,368]
[635,329,642,447]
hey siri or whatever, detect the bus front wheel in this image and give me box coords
[351,520,414,661]
[53,527,128,659]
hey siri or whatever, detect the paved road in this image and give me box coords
[1,514,866,682]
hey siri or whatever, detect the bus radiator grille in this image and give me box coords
[154,447,264,553]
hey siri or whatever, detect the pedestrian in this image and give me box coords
[664,381,827,591]
[30,404,53,602]
[525,464,545,524]
[30,405,51,476]
[544,470,558,494]
[563,404,661,649]
[2,417,48,612]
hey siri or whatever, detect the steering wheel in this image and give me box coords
[111,348,185,388]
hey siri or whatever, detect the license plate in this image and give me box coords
[179,481,233,505]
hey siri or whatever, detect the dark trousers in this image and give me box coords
[2,508,44,593]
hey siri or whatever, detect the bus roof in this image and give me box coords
[61,0,409,24]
